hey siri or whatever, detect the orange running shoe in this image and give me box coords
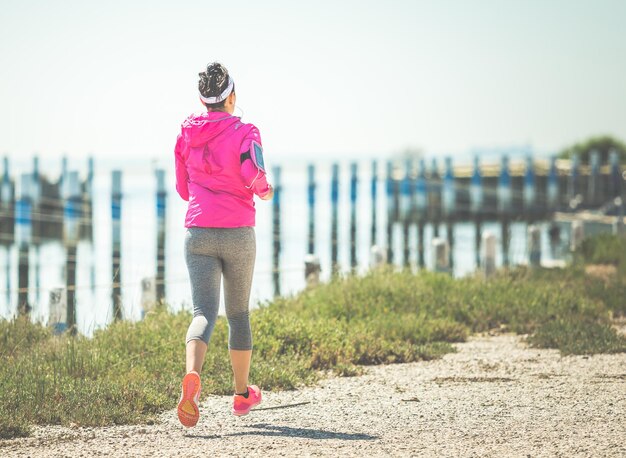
[232,385,262,416]
[177,371,201,427]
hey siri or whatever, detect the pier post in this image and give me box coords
[616,197,624,235]
[568,154,580,207]
[370,160,377,249]
[304,254,321,288]
[16,173,33,316]
[527,225,541,268]
[82,157,94,240]
[1,158,14,307]
[547,156,559,212]
[32,157,42,305]
[272,166,282,296]
[64,171,81,335]
[400,159,412,267]
[155,169,166,304]
[385,161,395,264]
[570,220,584,252]
[370,245,386,269]
[470,156,483,268]
[415,159,427,268]
[609,150,621,200]
[588,150,600,207]
[524,155,536,219]
[307,164,316,255]
[111,171,123,321]
[330,163,339,276]
[429,158,441,238]
[498,155,512,267]
[48,287,67,334]
[141,277,157,318]
[350,162,358,270]
[443,157,455,270]
[482,231,496,278]
[431,238,450,274]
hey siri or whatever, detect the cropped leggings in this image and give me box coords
[184,226,255,350]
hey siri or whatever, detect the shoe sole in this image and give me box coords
[232,400,261,416]
[232,391,262,416]
[177,372,201,427]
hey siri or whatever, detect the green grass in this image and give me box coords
[528,318,626,355]
[1,239,626,439]
[575,233,626,275]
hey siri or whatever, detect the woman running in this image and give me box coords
[174,62,273,427]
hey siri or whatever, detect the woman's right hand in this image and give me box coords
[260,184,274,201]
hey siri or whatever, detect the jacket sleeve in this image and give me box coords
[174,134,190,201]
[240,125,272,198]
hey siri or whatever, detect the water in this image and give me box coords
[0,157,563,335]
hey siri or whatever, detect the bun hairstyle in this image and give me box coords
[198,62,234,108]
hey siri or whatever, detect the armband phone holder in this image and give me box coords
[240,141,266,173]
[250,141,266,172]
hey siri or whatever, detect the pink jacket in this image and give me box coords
[174,111,271,228]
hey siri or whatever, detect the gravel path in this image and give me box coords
[3,334,625,457]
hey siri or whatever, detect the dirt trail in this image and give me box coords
[3,334,625,457]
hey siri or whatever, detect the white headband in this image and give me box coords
[199,76,234,104]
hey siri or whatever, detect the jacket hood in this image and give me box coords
[181,112,240,147]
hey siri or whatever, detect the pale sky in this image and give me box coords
[1,0,625,164]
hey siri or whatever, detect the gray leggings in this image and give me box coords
[184,226,256,350]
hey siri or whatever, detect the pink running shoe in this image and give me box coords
[177,371,201,427]
[232,385,262,416]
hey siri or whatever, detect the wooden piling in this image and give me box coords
[568,154,580,207]
[141,277,156,318]
[616,197,624,235]
[370,160,377,249]
[272,166,282,296]
[429,158,441,238]
[400,159,412,267]
[32,158,42,305]
[330,163,339,275]
[307,164,316,255]
[443,157,455,270]
[111,170,123,321]
[64,171,81,334]
[524,155,536,219]
[609,150,621,200]
[16,173,33,316]
[349,162,358,270]
[470,156,483,268]
[415,159,427,268]
[588,151,600,207]
[0,158,14,245]
[304,254,321,288]
[370,245,386,268]
[547,156,559,212]
[155,169,166,303]
[570,220,584,252]
[528,225,541,268]
[48,287,67,334]
[482,231,496,278]
[498,156,512,267]
[87,159,96,293]
[431,238,450,274]
[31,157,41,242]
[81,156,94,240]
[385,161,394,265]
[1,158,13,307]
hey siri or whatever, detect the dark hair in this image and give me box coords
[198,62,234,110]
